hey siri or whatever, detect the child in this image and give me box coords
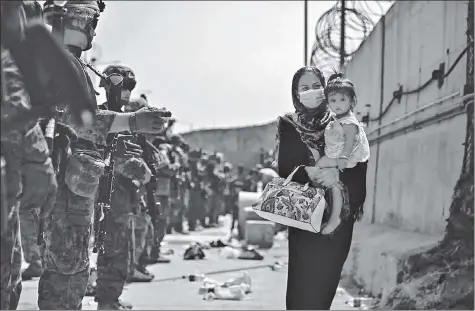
[316,73,370,234]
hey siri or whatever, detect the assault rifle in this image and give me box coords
[92,71,124,254]
[92,134,118,253]
[135,134,161,238]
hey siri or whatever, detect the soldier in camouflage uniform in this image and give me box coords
[93,66,155,309]
[14,0,48,282]
[1,2,58,309]
[38,1,172,309]
[168,135,189,234]
[122,96,157,281]
[186,150,208,231]
[148,137,176,263]
[204,154,226,227]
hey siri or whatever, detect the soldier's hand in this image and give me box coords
[131,107,172,133]
[20,158,57,219]
[124,141,143,157]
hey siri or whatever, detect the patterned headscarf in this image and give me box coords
[281,66,332,163]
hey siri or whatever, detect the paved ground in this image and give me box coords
[17,217,363,310]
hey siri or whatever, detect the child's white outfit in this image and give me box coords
[324,112,370,168]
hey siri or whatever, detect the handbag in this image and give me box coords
[251,165,327,233]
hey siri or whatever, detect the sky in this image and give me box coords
[79,1,390,133]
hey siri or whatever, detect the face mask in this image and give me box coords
[299,88,325,109]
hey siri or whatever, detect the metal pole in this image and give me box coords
[304,0,308,66]
[339,0,346,70]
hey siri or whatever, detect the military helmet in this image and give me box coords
[99,65,136,90]
[44,0,104,28]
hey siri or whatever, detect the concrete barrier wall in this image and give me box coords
[181,121,277,168]
[346,0,468,236]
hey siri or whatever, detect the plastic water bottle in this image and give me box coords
[183,273,205,282]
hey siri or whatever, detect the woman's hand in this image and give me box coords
[305,166,340,188]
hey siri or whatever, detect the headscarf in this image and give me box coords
[281,66,332,163]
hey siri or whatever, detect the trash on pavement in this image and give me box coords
[219,245,264,260]
[199,271,252,301]
[209,239,228,248]
[201,284,248,301]
[269,261,287,271]
[222,271,252,293]
[183,242,206,260]
[183,273,206,282]
[220,246,241,259]
[238,246,264,260]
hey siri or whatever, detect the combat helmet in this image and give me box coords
[100,65,137,91]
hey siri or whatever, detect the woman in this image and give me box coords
[276,66,367,310]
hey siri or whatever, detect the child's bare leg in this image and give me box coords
[316,155,338,168]
[322,186,342,234]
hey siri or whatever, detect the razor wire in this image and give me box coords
[310,0,394,76]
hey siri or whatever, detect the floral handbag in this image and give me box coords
[252,165,327,233]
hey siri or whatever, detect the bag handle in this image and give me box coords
[283,165,305,186]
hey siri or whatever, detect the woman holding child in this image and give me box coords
[275,66,369,310]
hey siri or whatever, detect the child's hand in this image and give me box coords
[337,157,348,171]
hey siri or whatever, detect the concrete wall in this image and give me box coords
[346,0,469,236]
[181,121,277,168]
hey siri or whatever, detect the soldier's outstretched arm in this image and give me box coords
[58,107,172,146]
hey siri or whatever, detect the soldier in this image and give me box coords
[204,154,226,227]
[1,2,61,309]
[148,136,176,263]
[168,134,189,234]
[122,96,158,281]
[93,66,155,309]
[38,1,172,309]
[186,150,206,231]
[17,0,48,282]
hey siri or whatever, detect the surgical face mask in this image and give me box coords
[299,88,325,109]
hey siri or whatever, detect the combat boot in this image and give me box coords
[128,269,154,283]
[149,247,171,264]
[137,264,155,279]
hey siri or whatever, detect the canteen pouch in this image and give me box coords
[65,150,105,198]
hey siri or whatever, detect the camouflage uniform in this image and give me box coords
[37,2,121,309]
[123,98,169,272]
[149,141,175,263]
[94,67,153,305]
[205,158,226,226]
[187,158,208,231]
[168,140,188,233]
[1,46,56,310]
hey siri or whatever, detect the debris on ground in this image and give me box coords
[198,271,252,301]
[219,245,264,260]
[183,242,206,260]
[209,239,228,248]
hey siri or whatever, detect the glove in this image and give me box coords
[20,158,57,219]
[129,107,172,134]
[117,158,152,185]
[124,141,143,158]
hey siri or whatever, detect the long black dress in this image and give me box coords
[277,118,368,310]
